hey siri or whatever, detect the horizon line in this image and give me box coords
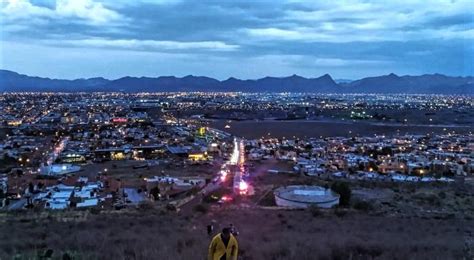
[2,69,473,82]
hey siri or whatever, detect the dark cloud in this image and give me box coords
[423,13,474,28]
[0,0,472,79]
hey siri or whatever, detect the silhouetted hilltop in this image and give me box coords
[0,70,472,94]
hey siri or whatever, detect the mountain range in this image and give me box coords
[0,70,472,94]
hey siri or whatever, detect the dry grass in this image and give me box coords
[0,207,470,260]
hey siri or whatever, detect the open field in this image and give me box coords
[80,160,220,180]
[209,120,473,139]
[199,106,474,126]
[244,160,474,218]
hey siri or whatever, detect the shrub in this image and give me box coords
[193,203,208,213]
[414,193,440,206]
[138,201,154,211]
[353,200,374,212]
[308,205,322,217]
[89,208,102,215]
[438,191,446,199]
[166,203,177,211]
[334,207,347,218]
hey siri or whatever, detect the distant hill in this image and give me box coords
[219,74,340,92]
[334,79,353,84]
[0,70,472,94]
[343,73,474,94]
[0,70,109,92]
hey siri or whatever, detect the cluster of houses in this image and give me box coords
[1,101,228,168]
[0,94,236,211]
[0,169,208,210]
[2,92,472,211]
[245,133,473,181]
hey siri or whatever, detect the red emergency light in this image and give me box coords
[112,118,128,123]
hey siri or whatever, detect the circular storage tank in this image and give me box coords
[274,185,340,208]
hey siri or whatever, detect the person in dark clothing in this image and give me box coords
[229,223,239,236]
[207,223,214,236]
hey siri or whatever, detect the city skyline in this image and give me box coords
[1,0,473,80]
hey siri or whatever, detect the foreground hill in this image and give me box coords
[0,207,469,259]
[0,70,472,94]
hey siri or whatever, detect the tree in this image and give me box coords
[125,136,135,142]
[15,169,24,177]
[331,182,352,207]
[150,186,160,200]
[69,190,77,208]
[381,147,393,156]
[28,182,34,194]
[2,154,16,164]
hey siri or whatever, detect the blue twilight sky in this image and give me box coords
[0,0,473,80]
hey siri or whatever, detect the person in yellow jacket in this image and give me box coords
[208,228,238,260]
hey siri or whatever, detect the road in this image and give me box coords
[232,139,247,195]
[179,137,242,215]
[46,137,69,165]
